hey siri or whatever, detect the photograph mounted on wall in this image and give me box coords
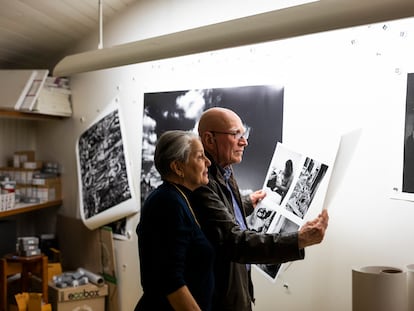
[76,102,138,230]
[403,73,414,194]
[140,84,285,206]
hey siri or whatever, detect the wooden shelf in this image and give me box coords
[0,199,62,218]
[0,109,66,121]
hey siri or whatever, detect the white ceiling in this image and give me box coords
[1,0,414,75]
[0,0,138,71]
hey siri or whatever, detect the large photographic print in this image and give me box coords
[403,73,414,193]
[140,85,284,205]
[77,105,137,230]
[247,142,329,281]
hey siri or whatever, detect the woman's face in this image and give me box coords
[182,139,211,191]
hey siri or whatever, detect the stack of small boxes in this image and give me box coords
[0,176,16,211]
[17,236,41,257]
[0,150,61,208]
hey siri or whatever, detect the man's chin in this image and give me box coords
[232,156,243,164]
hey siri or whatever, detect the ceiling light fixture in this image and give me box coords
[52,0,414,77]
[98,0,103,49]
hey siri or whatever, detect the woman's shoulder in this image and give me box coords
[147,182,181,201]
[143,183,182,209]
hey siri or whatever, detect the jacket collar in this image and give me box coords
[205,151,232,185]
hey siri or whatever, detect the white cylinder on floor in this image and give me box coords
[352,266,407,311]
[406,264,414,311]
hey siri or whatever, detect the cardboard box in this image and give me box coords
[32,177,61,202]
[47,262,63,282]
[0,192,15,211]
[33,87,72,117]
[9,292,29,311]
[23,161,43,170]
[13,151,35,168]
[9,292,51,311]
[48,283,108,311]
[0,167,40,185]
[28,293,52,311]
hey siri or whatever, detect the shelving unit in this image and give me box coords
[0,109,67,121]
[0,70,72,118]
[0,80,68,253]
[0,199,62,219]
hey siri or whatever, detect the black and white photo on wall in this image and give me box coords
[140,84,285,205]
[403,73,414,194]
[76,103,138,231]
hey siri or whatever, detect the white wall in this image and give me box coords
[37,1,414,310]
[0,119,36,166]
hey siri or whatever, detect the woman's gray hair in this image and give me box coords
[154,130,199,179]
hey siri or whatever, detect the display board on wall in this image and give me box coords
[140,84,284,204]
[76,99,138,230]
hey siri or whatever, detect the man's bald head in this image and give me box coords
[198,107,242,136]
[197,107,248,167]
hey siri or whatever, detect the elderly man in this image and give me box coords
[192,107,329,311]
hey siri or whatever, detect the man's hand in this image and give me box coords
[298,209,329,249]
[249,190,266,208]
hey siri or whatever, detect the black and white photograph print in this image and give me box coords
[264,143,302,205]
[77,107,137,230]
[256,262,282,280]
[285,157,328,219]
[248,142,330,282]
[403,73,414,193]
[256,216,299,280]
[247,207,277,234]
[106,217,128,239]
[140,85,285,205]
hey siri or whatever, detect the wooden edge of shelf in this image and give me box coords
[0,109,68,120]
[0,199,62,218]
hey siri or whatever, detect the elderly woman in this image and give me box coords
[135,130,214,311]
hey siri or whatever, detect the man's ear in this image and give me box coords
[202,131,215,146]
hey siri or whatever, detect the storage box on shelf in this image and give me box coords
[13,151,35,168]
[0,176,16,212]
[33,83,72,117]
[0,192,15,212]
[0,70,72,118]
[0,170,61,206]
[32,174,62,203]
[0,151,62,217]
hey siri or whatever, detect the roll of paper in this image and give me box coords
[407,264,414,311]
[352,266,407,311]
[77,268,105,286]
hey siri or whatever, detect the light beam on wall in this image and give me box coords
[53,0,414,76]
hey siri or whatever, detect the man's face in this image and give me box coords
[212,117,249,167]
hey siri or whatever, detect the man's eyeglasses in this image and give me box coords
[211,127,250,140]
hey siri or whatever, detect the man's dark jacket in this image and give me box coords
[192,152,305,311]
